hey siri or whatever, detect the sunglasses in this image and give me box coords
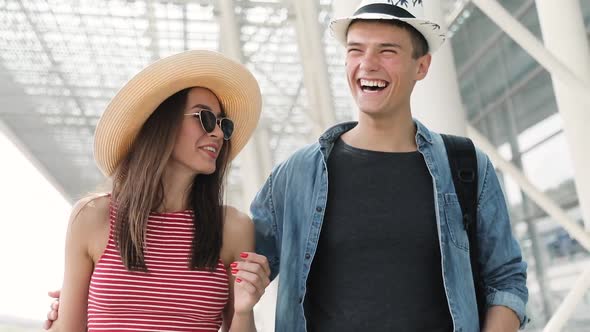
[184,109,234,140]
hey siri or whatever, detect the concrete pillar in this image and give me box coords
[536,0,590,230]
[411,2,468,135]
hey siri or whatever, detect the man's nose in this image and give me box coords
[359,51,379,71]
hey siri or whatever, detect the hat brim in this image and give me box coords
[94,50,262,176]
[330,13,446,53]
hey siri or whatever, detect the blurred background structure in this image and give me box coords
[0,0,589,331]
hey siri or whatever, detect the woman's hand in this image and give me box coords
[230,252,271,314]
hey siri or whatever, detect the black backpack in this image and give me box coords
[441,134,485,326]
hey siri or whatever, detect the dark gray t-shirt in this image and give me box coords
[305,138,453,331]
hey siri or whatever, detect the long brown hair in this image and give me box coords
[111,87,231,271]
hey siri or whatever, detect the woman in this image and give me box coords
[48,50,270,331]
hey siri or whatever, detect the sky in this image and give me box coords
[0,129,71,324]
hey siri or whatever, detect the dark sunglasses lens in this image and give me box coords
[221,119,234,140]
[199,110,217,133]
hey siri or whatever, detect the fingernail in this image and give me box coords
[231,269,238,274]
[236,278,242,283]
[240,252,248,258]
[230,262,237,268]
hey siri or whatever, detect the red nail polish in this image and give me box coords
[230,262,237,268]
[240,252,248,258]
[236,278,242,283]
[231,269,238,274]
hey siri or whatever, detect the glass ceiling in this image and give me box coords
[0,0,462,204]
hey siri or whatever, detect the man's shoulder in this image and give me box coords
[275,141,322,171]
[431,131,490,168]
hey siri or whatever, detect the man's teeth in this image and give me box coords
[202,146,217,153]
[360,79,388,88]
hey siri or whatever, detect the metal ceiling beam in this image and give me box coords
[445,0,472,27]
[291,0,336,137]
[467,126,590,252]
[16,0,87,123]
[543,264,590,332]
[471,0,590,107]
[456,0,534,78]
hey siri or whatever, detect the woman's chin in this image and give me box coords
[192,166,216,176]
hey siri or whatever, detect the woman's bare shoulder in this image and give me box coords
[223,205,253,236]
[69,193,111,229]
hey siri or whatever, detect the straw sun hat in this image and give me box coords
[330,0,447,53]
[93,50,262,176]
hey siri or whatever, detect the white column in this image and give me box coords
[411,2,467,135]
[536,0,590,230]
[218,0,272,212]
[332,0,360,18]
[218,0,242,62]
[217,2,276,330]
[331,0,360,120]
[292,0,336,136]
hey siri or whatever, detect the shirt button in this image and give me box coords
[305,253,311,260]
[316,206,323,212]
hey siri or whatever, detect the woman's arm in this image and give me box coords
[220,207,270,332]
[50,197,107,332]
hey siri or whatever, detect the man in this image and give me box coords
[45,1,528,331]
[250,1,527,331]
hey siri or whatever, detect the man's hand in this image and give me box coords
[230,252,271,314]
[482,306,520,332]
[43,290,61,330]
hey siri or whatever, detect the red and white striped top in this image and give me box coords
[87,205,229,331]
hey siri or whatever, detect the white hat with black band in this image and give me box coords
[330,0,447,53]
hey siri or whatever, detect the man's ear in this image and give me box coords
[416,53,432,81]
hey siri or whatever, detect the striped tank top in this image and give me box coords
[87,205,229,331]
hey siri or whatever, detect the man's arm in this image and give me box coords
[43,291,61,330]
[250,170,281,281]
[476,154,529,330]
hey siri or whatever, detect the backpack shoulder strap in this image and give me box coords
[441,133,485,325]
[441,134,478,230]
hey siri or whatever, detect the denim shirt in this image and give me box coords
[251,120,528,332]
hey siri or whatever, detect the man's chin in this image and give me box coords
[357,105,387,116]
